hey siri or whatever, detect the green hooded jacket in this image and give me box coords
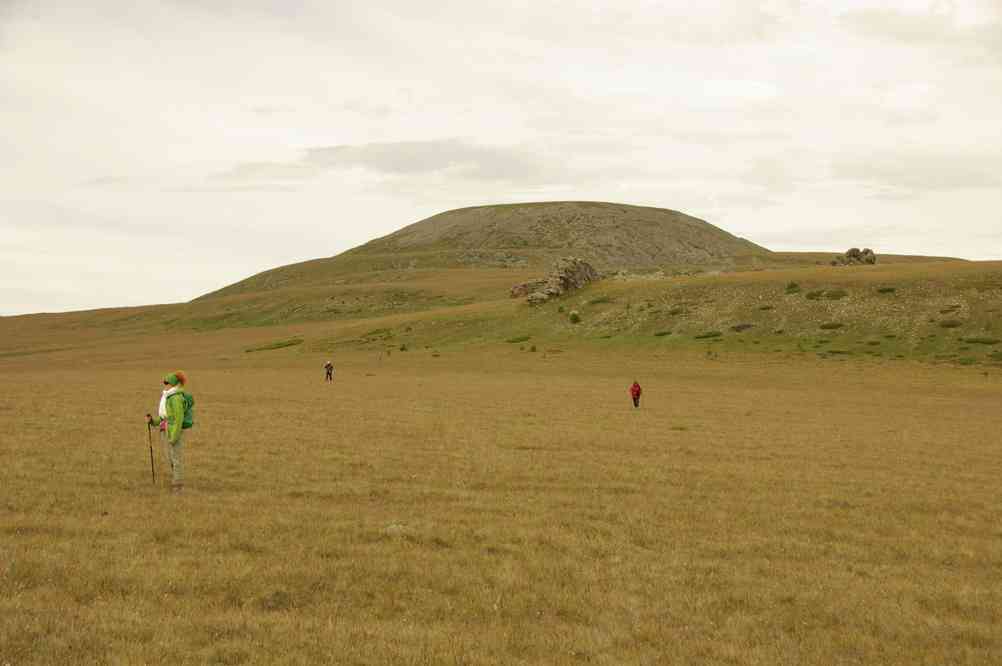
[164,391,188,444]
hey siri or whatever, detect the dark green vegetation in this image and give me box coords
[245,338,304,353]
[960,337,1000,345]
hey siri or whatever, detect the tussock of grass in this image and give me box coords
[877,287,897,294]
[785,281,801,294]
[244,338,303,352]
[363,328,393,338]
[940,320,963,328]
[805,290,826,300]
[758,305,774,311]
[505,335,532,344]
[694,331,723,339]
[588,296,614,305]
[961,337,1000,345]
[730,323,754,332]
[668,306,685,315]
[820,322,844,330]
[824,289,848,300]
[653,330,672,337]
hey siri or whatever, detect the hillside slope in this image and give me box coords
[354,201,769,267]
[202,202,770,300]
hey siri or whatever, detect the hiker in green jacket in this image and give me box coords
[146,370,190,493]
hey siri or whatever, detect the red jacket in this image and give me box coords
[630,383,642,398]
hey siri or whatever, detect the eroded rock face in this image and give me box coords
[832,248,876,266]
[515,257,600,304]
[510,280,547,299]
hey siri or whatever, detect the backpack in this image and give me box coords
[180,392,195,429]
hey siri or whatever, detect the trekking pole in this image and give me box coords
[146,420,156,484]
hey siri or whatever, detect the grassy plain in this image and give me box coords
[2,313,1001,663]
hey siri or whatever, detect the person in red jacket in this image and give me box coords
[630,380,642,408]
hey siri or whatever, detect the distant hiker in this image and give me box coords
[630,380,642,408]
[146,370,193,493]
[324,360,335,383]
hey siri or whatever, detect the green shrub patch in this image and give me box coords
[245,338,304,353]
[961,336,1000,345]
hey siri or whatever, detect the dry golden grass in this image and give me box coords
[2,325,1001,664]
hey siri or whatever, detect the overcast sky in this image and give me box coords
[2,0,1001,315]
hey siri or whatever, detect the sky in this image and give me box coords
[2,0,1001,315]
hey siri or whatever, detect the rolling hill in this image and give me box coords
[4,200,998,367]
[200,202,771,300]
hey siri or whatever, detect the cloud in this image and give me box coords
[840,6,1002,61]
[841,8,950,44]
[831,147,1002,195]
[214,161,318,182]
[248,105,296,116]
[305,140,546,180]
[215,139,570,188]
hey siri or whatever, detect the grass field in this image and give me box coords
[3,316,1001,663]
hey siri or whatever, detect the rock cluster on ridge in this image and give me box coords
[832,248,877,266]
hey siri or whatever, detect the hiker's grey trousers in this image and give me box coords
[160,430,184,487]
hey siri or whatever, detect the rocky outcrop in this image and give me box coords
[514,257,600,305]
[832,248,876,266]
[510,280,546,298]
